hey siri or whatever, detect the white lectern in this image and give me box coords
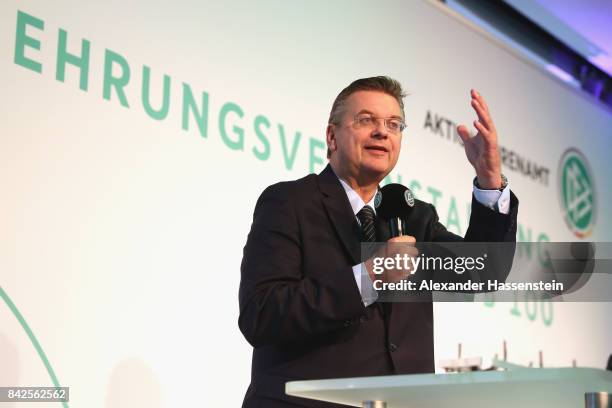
[286,368,612,408]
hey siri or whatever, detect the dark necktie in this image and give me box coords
[357,205,376,242]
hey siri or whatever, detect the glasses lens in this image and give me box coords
[356,114,373,127]
[387,119,404,133]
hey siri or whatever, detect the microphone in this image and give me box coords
[377,183,415,237]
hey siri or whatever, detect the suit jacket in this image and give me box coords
[238,164,518,408]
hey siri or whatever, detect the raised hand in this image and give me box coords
[456,89,502,189]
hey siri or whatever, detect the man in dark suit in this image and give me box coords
[238,76,518,407]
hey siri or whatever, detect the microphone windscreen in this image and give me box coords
[377,183,415,219]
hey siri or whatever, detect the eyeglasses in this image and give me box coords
[353,113,406,134]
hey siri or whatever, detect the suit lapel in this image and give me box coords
[317,165,361,265]
[317,165,393,316]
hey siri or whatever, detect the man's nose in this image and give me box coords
[372,118,389,137]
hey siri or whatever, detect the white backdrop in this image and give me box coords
[1,1,611,407]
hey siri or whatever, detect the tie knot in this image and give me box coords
[357,205,376,242]
[357,205,375,223]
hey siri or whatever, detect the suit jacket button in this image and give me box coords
[388,342,398,352]
[343,320,352,327]
[359,315,367,323]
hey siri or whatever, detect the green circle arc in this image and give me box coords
[0,286,69,408]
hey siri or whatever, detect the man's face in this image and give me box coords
[327,90,403,182]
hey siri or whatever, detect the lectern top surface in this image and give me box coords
[286,368,612,408]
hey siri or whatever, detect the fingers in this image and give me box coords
[471,95,494,132]
[387,236,419,259]
[388,235,416,244]
[471,88,489,111]
[470,89,496,133]
[456,124,471,144]
[473,119,488,135]
[379,236,421,281]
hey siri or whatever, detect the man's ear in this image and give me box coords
[326,124,336,153]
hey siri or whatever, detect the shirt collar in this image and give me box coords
[336,176,377,217]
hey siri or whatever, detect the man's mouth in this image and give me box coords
[364,145,388,153]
